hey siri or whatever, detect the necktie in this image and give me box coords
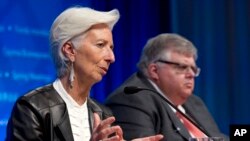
[176,112,206,138]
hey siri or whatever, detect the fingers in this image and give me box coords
[91,113,123,141]
[93,113,101,129]
[93,115,115,133]
[151,134,164,141]
[95,125,123,140]
[115,125,123,139]
[132,134,164,141]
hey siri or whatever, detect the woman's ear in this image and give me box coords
[148,63,159,80]
[62,42,76,62]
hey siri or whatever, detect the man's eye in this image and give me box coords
[177,65,187,70]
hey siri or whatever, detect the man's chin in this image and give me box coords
[183,92,193,98]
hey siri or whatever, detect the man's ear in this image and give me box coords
[148,63,159,80]
[62,42,76,62]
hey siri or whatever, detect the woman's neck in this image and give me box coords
[60,76,91,105]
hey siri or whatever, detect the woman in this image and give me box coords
[6,6,163,141]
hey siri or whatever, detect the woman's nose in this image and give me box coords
[105,48,115,63]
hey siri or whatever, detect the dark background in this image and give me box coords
[1,0,249,139]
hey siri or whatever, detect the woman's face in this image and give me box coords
[73,24,115,85]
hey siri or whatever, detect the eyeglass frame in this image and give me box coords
[155,59,201,77]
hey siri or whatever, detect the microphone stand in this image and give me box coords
[124,86,210,137]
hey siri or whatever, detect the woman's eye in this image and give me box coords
[96,42,105,48]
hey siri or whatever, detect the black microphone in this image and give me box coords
[124,86,210,137]
[124,86,143,94]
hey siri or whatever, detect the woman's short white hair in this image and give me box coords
[50,6,120,77]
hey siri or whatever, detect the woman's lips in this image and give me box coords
[99,66,108,75]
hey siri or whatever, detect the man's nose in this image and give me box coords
[185,67,196,77]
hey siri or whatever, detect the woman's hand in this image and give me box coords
[90,113,163,141]
[132,134,164,141]
[90,113,123,141]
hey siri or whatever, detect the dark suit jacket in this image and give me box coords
[6,84,112,141]
[105,72,229,141]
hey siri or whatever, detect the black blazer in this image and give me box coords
[6,84,112,141]
[105,72,229,141]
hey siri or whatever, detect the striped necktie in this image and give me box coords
[176,111,206,138]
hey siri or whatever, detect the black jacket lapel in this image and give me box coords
[87,98,113,133]
[166,105,191,140]
[48,87,74,141]
[56,110,74,141]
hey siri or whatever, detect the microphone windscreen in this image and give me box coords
[123,86,141,94]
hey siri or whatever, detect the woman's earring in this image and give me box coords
[69,63,75,88]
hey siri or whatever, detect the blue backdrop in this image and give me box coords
[1,0,249,139]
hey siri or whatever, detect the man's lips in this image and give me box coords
[185,82,193,88]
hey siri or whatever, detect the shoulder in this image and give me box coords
[16,84,64,111]
[106,72,155,103]
[186,94,206,107]
[106,86,165,116]
[184,94,211,115]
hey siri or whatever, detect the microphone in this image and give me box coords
[124,86,144,94]
[124,86,210,137]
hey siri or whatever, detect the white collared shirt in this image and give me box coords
[147,78,186,113]
[53,79,91,141]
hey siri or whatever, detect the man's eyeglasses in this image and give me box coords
[156,59,201,77]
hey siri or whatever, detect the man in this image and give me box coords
[106,33,229,141]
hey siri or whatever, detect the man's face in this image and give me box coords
[153,51,198,105]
